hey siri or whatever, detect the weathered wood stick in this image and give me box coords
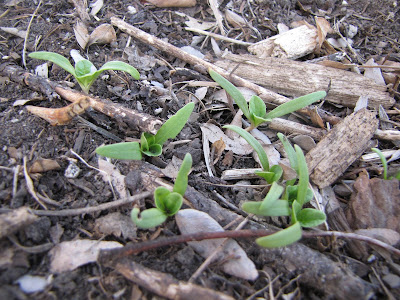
[306,109,379,188]
[216,52,395,109]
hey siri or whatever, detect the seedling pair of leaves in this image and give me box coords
[131,153,192,229]
[95,102,195,160]
[209,69,326,130]
[371,148,400,180]
[29,51,140,94]
[224,125,326,248]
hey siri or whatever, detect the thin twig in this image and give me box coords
[23,0,42,68]
[185,27,253,46]
[99,229,400,263]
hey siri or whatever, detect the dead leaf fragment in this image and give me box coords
[98,158,127,199]
[73,21,89,49]
[346,174,400,232]
[364,58,386,86]
[29,158,61,173]
[49,239,122,273]
[225,10,246,28]
[94,212,137,240]
[315,17,333,48]
[88,24,116,47]
[0,26,27,39]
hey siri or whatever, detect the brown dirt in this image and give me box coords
[0,0,399,299]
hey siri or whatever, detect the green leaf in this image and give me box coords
[297,208,326,227]
[99,61,140,80]
[75,59,95,77]
[173,153,192,196]
[29,51,76,76]
[291,199,302,223]
[256,221,302,248]
[164,192,183,216]
[242,200,290,216]
[249,95,268,127]
[142,144,162,157]
[95,142,142,160]
[140,132,149,152]
[277,133,298,172]
[266,91,326,120]
[131,207,167,229]
[394,171,400,181]
[295,145,309,206]
[154,102,195,146]
[223,125,269,171]
[154,187,171,212]
[285,185,313,204]
[259,182,284,211]
[371,148,388,180]
[209,69,250,120]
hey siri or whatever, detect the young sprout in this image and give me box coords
[28,51,140,94]
[209,69,326,130]
[96,102,195,160]
[131,153,192,229]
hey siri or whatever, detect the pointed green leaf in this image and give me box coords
[131,207,167,229]
[295,145,310,205]
[95,142,142,160]
[249,95,268,127]
[99,61,140,80]
[75,59,95,77]
[28,51,76,76]
[223,125,269,171]
[173,153,192,196]
[256,222,302,248]
[164,192,183,216]
[297,208,326,227]
[277,133,298,172]
[154,187,171,212]
[242,200,290,216]
[209,69,250,120]
[371,148,388,180]
[259,182,284,211]
[140,132,149,152]
[291,199,302,223]
[255,171,277,183]
[141,144,162,157]
[154,102,195,146]
[266,91,326,120]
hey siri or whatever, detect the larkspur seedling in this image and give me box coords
[209,69,326,130]
[371,147,400,180]
[95,102,194,160]
[29,51,140,94]
[131,153,192,229]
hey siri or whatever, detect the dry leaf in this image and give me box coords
[98,158,127,199]
[34,63,48,78]
[211,138,226,165]
[90,0,104,17]
[94,212,137,240]
[346,174,400,232]
[88,24,116,46]
[145,0,196,7]
[29,158,61,173]
[225,10,246,28]
[49,239,122,273]
[364,58,386,86]
[184,15,215,31]
[176,209,258,280]
[194,86,208,101]
[0,26,26,39]
[309,107,325,128]
[73,21,89,49]
[315,17,333,48]
[162,156,184,179]
[292,135,317,152]
[208,0,225,34]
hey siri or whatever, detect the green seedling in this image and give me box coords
[131,153,192,229]
[371,148,400,180]
[96,102,195,160]
[223,125,283,183]
[29,51,140,94]
[209,69,326,130]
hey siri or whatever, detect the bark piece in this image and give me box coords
[106,258,234,300]
[346,175,400,232]
[0,207,38,239]
[306,109,378,188]
[215,53,395,109]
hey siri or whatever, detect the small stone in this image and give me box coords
[383,274,400,289]
[64,161,80,178]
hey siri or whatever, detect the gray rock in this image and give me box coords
[383,274,400,289]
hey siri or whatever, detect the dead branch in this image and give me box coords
[0,63,162,134]
[105,258,234,300]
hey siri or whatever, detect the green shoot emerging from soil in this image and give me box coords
[131,153,192,229]
[95,102,195,160]
[29,51,140,94]
[209,69,326,130]
[371,147,400,180]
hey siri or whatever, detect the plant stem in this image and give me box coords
[98,229,400,263]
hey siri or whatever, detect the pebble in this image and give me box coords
[383,274,400,289]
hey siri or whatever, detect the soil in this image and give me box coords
[0,0,399,299]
